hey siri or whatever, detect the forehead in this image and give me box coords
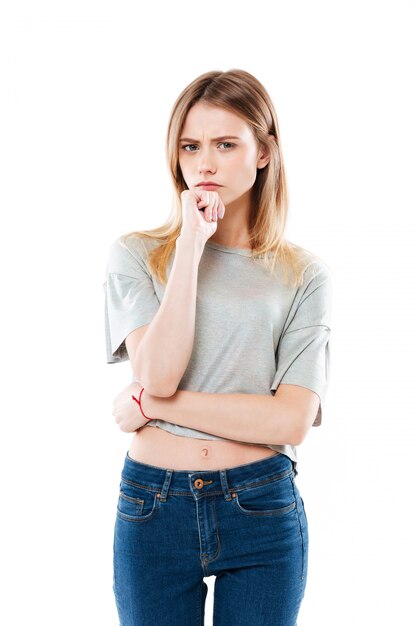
[181,103,252,139]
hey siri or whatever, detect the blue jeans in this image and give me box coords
[113,451,308,625]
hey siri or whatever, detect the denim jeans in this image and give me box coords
[113,450,308,625]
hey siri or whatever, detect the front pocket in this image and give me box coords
[118,491,145,517]
[232,474,296,517]
[117,477,160,522]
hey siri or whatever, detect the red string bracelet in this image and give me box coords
[131,387,153,420]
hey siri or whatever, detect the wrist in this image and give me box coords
[131,388,155,422]
[176,233,206,254]
[141,389,158,421]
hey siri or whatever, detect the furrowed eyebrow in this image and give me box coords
[179,135,240,142]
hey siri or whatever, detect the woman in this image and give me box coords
[104,68,332,625]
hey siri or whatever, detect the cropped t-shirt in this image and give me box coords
[103,234,332,467]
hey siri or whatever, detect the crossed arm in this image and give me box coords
[108,235,327,449]
[113,382,321,447]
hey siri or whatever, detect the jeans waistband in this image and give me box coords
[120,451,296,502]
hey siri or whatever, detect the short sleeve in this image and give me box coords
[103,236,160,364]
[270,259,332,427]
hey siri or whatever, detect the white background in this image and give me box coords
[1,1,416,624]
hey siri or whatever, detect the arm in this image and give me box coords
[140,384,320,446]
[134,234,205,396]
[110,248,330,440]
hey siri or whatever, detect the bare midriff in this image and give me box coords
[128,424,279,471]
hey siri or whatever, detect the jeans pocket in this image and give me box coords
[232,473,296,517]
[117,476,160,523]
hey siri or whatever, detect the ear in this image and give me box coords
[256,136,274,170]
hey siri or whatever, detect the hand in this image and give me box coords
[112,381,151,433]
[180,189,226,243]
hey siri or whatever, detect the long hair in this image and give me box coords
[121,68,321,288]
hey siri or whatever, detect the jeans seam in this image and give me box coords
[233,497,296,518]
[291,476,306,581]
[230,467,294,494]
[207,496,222,563]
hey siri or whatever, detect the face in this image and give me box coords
[178,102,270,209]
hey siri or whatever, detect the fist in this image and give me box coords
[180,189,226,243]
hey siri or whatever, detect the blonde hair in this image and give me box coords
[121,68,322,288]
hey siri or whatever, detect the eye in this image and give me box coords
[180,142,235,152]
[182,144,198,152]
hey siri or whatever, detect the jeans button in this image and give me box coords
[194,479,204,489]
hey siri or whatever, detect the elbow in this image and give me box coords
[133,370,177,397]
[133,350,178,397]
[146,374,178,397]
[134,342,188,396]
[289,428,308,447]
[288,414,314,446]
[270,424,306,447]
[148,385,177,398]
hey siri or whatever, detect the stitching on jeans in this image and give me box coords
[195,467,294,498]
[119,491,144,504]
[204,497,221,563]
[116,498,160,523]
[120,467,293,497]
[231,467,293,494]
[233,498,296,517]
[121,477,160,493]
[291,476,305,580]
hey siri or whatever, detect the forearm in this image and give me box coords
[134,234,205,396]
[142,389,299,446]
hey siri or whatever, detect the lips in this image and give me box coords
[196,181,222,187]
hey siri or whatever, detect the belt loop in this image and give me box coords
[160,469,173,502]
[219,469,232,501]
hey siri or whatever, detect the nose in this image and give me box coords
[197,146,216,174]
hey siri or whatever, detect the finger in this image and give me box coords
[213,191,224,220]
[197,190,218,222]
[213,195,221,221]
[196,189,208,207]
[197,191,211,222]
[211,194,218,221]
[204,193,213,222]
[206,192,217,222]
[218,196,225,218]
[196,191,209,218]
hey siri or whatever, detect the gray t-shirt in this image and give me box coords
[103,234,332,467]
